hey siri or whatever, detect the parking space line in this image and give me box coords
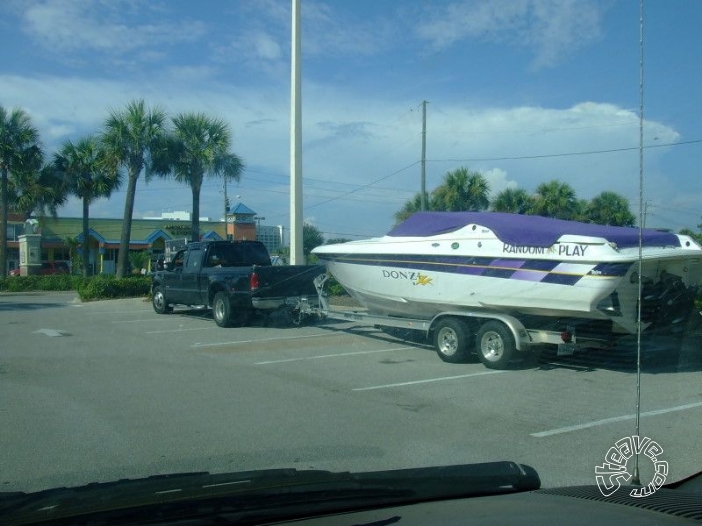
[146,327,217,334]
[87,309,154,315]
[192,333,341,349]
[255,346,415,365]
[353,370,506,391]
[113,318,173,324]
[531,400,702,438]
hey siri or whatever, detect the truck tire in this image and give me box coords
[212,292,251,328]
[152,286,172,314]
[476,320,515,369]
[434,317,472,363]
[213,292,234,327]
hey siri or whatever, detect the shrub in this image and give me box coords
[76,275,151,301]
[326,276,348,297]
[0,274,151,301]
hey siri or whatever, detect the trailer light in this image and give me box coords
[561,331,573,343]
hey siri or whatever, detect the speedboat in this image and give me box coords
[312,212,702,334]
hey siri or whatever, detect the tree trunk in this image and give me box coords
[82,195,90,278]
[116,171,138,278]
[191,180,201,243]
[0,167,7,278]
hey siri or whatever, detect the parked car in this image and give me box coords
[7,262,69,276]
[40,261,70,275]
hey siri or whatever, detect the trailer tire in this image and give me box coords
[476,321,515,369]
[434,317,472,363]
[152,286,172,314]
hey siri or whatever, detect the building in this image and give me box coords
[4,203,279,274]
[257,224,285,255]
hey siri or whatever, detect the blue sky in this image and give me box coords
[1,0,701,239]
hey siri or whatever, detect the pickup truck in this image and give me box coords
[151,240,325,327]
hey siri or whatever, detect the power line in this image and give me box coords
[304,161,420,210]
[428,138,702,163]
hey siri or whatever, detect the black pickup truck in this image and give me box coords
[151,240,325,327]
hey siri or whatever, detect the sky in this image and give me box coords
[1,0,702,240]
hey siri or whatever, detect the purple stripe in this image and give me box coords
[511,270,547,282]
[490,259,525,269]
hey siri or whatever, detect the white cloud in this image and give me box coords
[20,0,206,55]
[0,71,692,235]
[416,0,603,68]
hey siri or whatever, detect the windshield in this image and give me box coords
[1,0,701,517]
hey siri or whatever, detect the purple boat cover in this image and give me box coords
[386,212,681,249]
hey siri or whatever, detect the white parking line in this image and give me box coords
[192,332,341,349]
[87,309,154,315]
[113,318,173,324]
[255,346,415,365]
[146,327,217,334]
[353,370,506,391]
[531,400,702,438]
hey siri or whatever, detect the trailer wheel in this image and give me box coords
[152,286,172,314]
[434,317,472,363]
[476,321,515,369]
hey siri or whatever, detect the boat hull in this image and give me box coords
[317,247,701,335]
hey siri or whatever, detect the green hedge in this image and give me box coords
[0,275,151,301]
[76,276,151,301]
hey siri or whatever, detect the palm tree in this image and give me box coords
[491,187,533,214]
[54,136,121,276]
[0,105,43,277]
[9,163,67,218]
[531,180,578,220]
[585,191,636,226]
[432,167,490,212]
[169,113,243,242]
[101,100,169,278]
[394,192,429,225]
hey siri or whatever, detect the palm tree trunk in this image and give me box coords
[116,171,138,278]
[191,181,201,243]
[82,195,89,277]
[0,167,7,278]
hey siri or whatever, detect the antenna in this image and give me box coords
[632,0,645,487]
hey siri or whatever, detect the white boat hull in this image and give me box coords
[314,217,702,335]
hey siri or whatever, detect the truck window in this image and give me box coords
[183,248,202,272]
[171,250,185,270]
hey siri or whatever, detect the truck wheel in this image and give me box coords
[213,292,233,328]
[152,286,172,314]
[434,317,472,363]
[476,321,515,369]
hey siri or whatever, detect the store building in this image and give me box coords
[4,203,281,274]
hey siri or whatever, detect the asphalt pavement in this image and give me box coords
[1,291,700,494]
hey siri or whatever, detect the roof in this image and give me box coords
[230,202,256,215]
[387,212,681,249]
[38,217,227,246]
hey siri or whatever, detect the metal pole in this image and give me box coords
[290,0,304,264]
[421,100,427,211]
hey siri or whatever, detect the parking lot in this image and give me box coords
[1,291,701,494]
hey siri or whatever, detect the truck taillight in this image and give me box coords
[250,272,260,291]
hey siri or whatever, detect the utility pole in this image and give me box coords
[290,0,303,264]
[420,100,427,211]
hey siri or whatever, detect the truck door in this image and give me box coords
[162,249,186,303]
[180,246,205,305]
